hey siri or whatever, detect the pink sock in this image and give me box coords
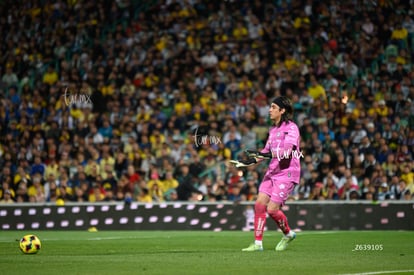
[254,202,267,241]
[268,209,291,235]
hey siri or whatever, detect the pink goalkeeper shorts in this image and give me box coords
[259,176,296,205]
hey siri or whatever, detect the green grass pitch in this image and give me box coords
[0,230,413,275]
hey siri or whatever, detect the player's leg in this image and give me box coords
[254,193,270,243]
[267,201,291,234]
[241,193,269,251]
[242,178,272,252]
[267,181,296,251]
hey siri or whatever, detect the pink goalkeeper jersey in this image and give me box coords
[261,120,302,184]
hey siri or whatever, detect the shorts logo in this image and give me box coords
[272,192,286,198]
[279,184,285,190]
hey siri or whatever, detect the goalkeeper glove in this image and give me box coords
[229,157,257,168]
[245,149,272,159]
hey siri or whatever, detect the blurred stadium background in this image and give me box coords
[0,0,413,232]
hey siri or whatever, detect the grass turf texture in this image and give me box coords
[0,231,413,275]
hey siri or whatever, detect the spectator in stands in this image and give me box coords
[42,66,59,86]
[0,189,14,204]
[307,75,327,102]
[175,164,202,201]
[377,182,392,201]
[27,174,45,203]
[2,67,18,88]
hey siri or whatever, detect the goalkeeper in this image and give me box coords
[231,96,301,252]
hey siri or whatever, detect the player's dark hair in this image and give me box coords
[272,96,293,126]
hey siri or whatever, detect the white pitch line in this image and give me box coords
[337,270,414,275]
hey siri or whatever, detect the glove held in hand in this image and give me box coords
[229,157,257,168]
[245,149,272,159]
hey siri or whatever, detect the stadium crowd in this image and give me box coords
[0,0,413,205]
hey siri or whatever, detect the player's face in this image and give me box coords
[269,103,285,122]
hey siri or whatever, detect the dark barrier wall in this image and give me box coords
[1,201,413,231]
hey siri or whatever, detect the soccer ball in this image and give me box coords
[19,234,41,254]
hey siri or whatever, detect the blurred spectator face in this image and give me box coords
[349,190,359,200]
[365,192,373,200]
[366,153,375,163]
[181,165,189,175]
[2,166,11,176]
[3,190,12,201]
[169,191,178,201]
[47,173,56,183]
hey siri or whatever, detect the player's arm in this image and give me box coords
[278,126,300,169]
[246,127,299,160]
[244,133,273,161]
[281,126,300,154]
